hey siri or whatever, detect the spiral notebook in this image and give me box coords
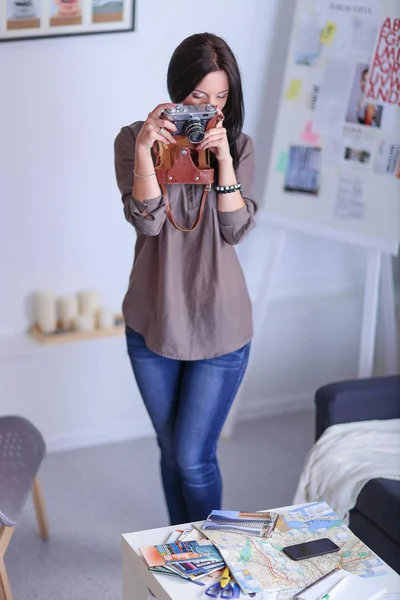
[201,510,278,538]
[295,568,387,600]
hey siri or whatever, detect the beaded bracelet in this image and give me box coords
[215,183,242,194]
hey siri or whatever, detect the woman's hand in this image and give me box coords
[136,103,178,150]
[197,108,231,162]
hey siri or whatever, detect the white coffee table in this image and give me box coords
[122,505,400,600]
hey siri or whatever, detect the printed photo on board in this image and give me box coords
[344,147,371,166]
[285,146,321,195]
[11,0,36,17]
[50,0,82,26]
[6,0,40,29]
[92,0,123,23]
[346,63,384,128]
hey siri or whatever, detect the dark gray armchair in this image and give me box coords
[315,375,400,574]
[0,416,49,600]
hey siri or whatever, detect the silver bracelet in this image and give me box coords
[133,170,156,179]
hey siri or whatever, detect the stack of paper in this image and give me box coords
[295,568,387,600]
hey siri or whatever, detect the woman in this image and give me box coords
[357,68,378,127]
[114,33,257,525]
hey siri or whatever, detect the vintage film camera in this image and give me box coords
[162,103,218,144]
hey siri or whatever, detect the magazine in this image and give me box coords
[139,538,225,583]
[155,541,222,564]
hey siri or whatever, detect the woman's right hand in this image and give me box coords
[136,103,178,150]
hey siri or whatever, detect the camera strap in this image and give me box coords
[160,183,211,233]
[154,136,214,232]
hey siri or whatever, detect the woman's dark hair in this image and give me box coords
[167,33,244,170]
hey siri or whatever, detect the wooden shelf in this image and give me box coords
[29,317,125,345]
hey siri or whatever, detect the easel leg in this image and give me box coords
[358,250,381,378]
[380,254,399,374]
[222,229,287,439]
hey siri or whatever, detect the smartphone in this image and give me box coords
[283,538,340,561]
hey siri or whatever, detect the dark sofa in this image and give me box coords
[315,375,400,574]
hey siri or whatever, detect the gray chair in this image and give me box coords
[0,416,49,600]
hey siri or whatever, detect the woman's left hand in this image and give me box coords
[197,108,231,162]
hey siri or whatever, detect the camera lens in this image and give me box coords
[184,118,205,144]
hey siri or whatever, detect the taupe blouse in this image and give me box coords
[114,121,257,360]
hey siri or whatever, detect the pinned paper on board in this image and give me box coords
[300,121,320,145]
[319,21,338,45]
[275,151,289,174]
[294,16,322,65]
[342,126,375,168]
[348,18,378,56]
[373,140,400,178]
[323,136,343,167]
[285,145,322,195]
[366,16,400,107]
[309,84,320,112]
[315,58,355,136]
[285,79,303,101]
[334,174,366,219]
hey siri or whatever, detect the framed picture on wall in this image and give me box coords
[0,0,135,42]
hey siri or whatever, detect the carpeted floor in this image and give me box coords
[7,409,314,600]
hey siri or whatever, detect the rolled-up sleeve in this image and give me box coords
[114,124,166,236]
[218,134,258,245]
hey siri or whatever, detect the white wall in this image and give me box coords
[0,0,290,337]
[0,0,398,451]
[4,286,398,453]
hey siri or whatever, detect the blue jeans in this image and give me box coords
[126,327,251,525]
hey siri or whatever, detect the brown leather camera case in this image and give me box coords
[154,116,218,232]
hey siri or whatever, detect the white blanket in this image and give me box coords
[293,419,400,523]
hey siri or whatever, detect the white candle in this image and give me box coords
[58,295,79,330]
[78,290,101,315]
[35,291,57,334]
[74,314,95,332]
[97,309,114,329]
